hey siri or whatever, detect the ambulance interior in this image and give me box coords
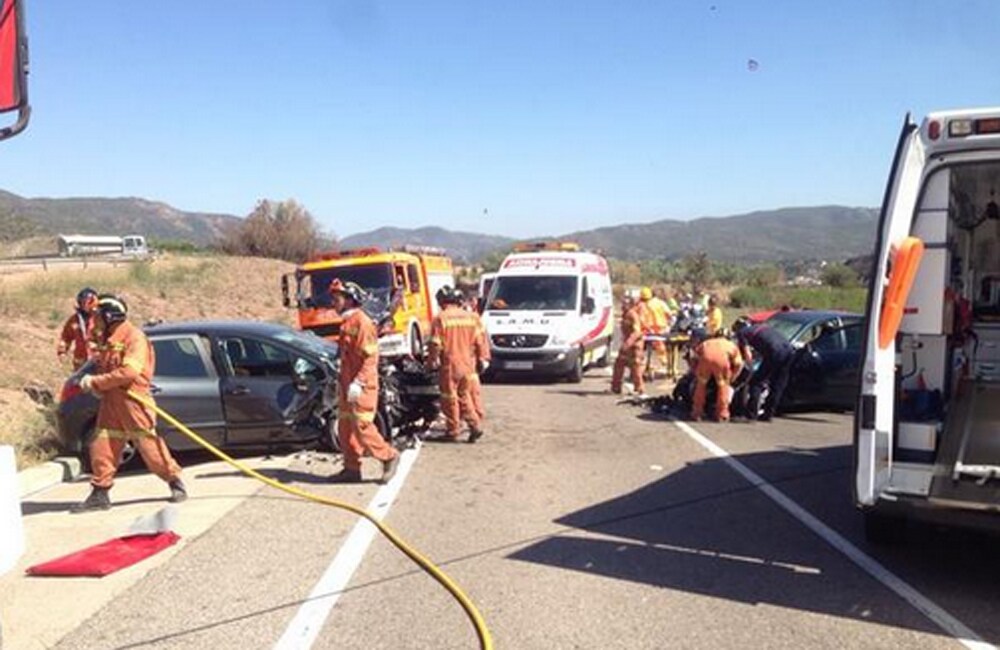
[899,161,1000,506]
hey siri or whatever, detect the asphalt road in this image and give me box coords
[46,373,1000,650]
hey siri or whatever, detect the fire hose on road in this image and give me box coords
[126,389,494,650]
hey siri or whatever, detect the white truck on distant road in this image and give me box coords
[57,234,150,258]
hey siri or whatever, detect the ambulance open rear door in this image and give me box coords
[855,117,927,507]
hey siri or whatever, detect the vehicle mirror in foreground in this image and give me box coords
[0,0,30,141]
[582,296,596,314]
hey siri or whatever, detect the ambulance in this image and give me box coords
[857,108,1000,541]
[282,246,454,358]
[482,242,614,382]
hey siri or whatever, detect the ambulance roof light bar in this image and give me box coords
[945,117,1000,139]
[512,241,581,253]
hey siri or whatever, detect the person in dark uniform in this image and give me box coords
[733,317,795,421]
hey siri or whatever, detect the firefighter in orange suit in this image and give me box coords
[327,279,400,483]
[57,287,99,370]
[611,293,646,395]
[642,286,670,373]
[428,286,488,442]
[466,294,490,424]
[72,295,186,512]
[690,333,743,422]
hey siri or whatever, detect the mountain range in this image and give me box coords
[0,189,878,263]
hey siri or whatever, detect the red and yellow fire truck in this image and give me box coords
[282,246,455,357]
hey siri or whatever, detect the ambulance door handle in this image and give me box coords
[228,386,251,396]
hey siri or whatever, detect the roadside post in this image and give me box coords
[0,445,25,646]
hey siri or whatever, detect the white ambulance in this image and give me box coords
[857,108,1000,541]
[483,243,614,382]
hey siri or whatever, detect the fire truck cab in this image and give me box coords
[282,246,454,358]
[857,108,1000,541]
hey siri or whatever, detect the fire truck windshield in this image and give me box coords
[308,263,394,308]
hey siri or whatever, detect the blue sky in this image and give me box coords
[1,1,999,238]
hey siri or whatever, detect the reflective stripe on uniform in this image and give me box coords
[94,426,157,440]
[339,410,377,423]
[123,357,145,372]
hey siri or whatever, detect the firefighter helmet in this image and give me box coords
[96,294,129,326]
[76,287,98,311]
[436,285,461,306]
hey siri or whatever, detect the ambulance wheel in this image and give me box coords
[863,511,906,545]
[595,338,612,368]
[566,351,584,383]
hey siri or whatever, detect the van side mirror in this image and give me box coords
[0,0,30,141]
[582,296,596,314]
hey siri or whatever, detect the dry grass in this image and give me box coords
[0,254,296,469]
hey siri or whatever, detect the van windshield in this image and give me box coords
[307,264,394,308]
[488,276,578,311]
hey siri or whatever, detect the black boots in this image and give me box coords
[467,428,484,444]
[71,486,111,513]
[168,480,188,503]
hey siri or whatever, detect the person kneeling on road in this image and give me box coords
[428,286,488,443]
[72,295,186,513]
[328,279,400,484]
[690,332,743,422]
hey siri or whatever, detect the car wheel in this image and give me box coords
[376,408,393,443]
[323,418,342,454]
[566,351,584,384]
[863,511,906,545]
[410,325,423,359]
[80,425,140,472]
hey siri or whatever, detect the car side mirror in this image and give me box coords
[582,296,596,315]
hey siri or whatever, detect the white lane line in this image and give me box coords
[273,444,421,650]
[672,419,994,650]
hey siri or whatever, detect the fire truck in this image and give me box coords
[282,246,454,358]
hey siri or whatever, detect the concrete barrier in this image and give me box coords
[0,445,25,575]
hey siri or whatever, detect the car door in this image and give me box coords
[149,334,226,452]
[802,323,862,409]
[216,334,326,446]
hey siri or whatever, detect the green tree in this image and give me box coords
[820,263,860,288]
[681,251,713,293]
[221,199,332,262]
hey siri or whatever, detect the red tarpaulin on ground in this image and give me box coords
[25,532,180,577]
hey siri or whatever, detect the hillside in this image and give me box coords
[0,190,242,246]
[561,206,879,263]
[339,226,515,263]
[341,206,879,264]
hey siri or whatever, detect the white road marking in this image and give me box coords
[672,419,994,650]
[273,444,421,650]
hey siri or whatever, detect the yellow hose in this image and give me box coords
[127,389,493,650]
